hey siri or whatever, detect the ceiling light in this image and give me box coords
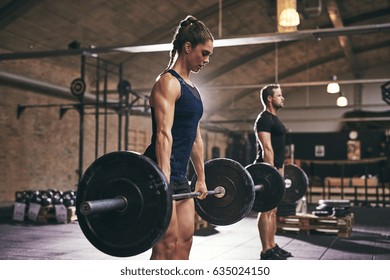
[279,8,300,27]
[327,75,340,94]
[278,0,300,29]
[336,92,348,107]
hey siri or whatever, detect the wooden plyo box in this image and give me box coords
[277,213,354,238]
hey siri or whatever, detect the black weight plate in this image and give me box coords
[117,79,132,95]
[191,158,255,226]
[312,210,331,217]
[316,204,333,211]
[70,78,86,97]
[76,151,171,257]
[381,81,390,105]
[332,207,350,216]
[318,204,351,212]
[246,163,286,212]
[318,199,351,208]
[283,165,309,203]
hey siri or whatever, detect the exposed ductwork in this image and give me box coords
[0,70,97,103]
[0,70,150,117]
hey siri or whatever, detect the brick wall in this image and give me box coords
[0,57,153,203]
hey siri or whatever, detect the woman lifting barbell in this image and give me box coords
[142,15,214,260]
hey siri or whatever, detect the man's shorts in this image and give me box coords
[171,180,191,200]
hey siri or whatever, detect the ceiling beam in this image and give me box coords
[118,0,243,64]
[200,78,390,91]
[325,0,361,78]
[344,7,390,25]
[118,3,390,66]
[0,70,114,104]
[202,115,390,126]
[0,0,44,30]
[206,103,389,114]
[1,23,389,61]
[202,7,390,90]
[278,39,389,80]
[204,44,277,83]
[203,39,390,118]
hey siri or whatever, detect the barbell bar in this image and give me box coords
[80,196,128,216]
[79,180,276,217]
[80,186,226,216]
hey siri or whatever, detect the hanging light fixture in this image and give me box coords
[327,75,340,94]
[279,8,300,27]
[277,0,300,32]
[336,92,348,107]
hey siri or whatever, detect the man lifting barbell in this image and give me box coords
[252,84,292,260]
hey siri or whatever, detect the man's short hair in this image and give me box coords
[260,84,280,107]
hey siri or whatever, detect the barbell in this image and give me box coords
[246,162,309,213]
[76,151,308,257]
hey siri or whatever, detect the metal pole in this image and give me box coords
[103,62,108,154]
[95,58,100,159]
[78,54,86,182]
[117,64,123,151]
[122,64,130,151]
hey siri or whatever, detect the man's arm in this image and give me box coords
[257,131,284,176]
[150,75,180,182]
[190,126,208,199]
[258,131,274,166]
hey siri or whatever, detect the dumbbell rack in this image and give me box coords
[35,205,77,224]
[13,189,78,224]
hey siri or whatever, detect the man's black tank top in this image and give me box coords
[144,69,203,183]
